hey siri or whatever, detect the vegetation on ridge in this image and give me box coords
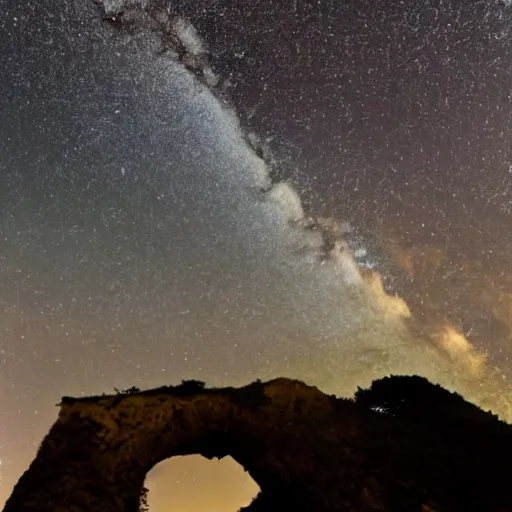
[7,375,512,512]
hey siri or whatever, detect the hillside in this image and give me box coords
[3,376,512,512]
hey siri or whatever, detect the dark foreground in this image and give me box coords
[3,375,512,512]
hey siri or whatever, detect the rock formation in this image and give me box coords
[3,376,512,512]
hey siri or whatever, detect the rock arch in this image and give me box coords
[3,379,341,512]
[3,377,512,512]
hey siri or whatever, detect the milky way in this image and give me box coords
[1,0,512,510]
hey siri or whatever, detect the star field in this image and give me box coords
[1,0,512,510]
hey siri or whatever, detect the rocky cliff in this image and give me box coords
[3,376,512,512]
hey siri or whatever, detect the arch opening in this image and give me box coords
[144,455,260,512]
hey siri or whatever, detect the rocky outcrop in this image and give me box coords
[3,376,512,512]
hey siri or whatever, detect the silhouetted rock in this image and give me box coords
[3,376,512,512]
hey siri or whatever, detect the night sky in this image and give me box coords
[1,0,512,510]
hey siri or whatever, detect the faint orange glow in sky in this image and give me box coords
[145,456,260,512]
